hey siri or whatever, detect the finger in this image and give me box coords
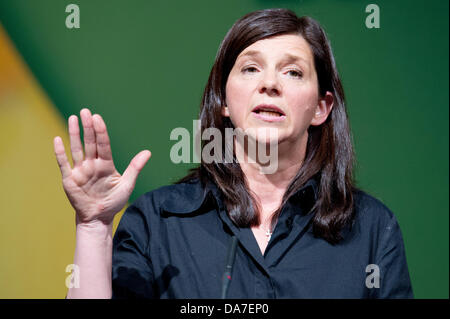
[80,108,97,160]
[68,115,84,166]
[53,136,72,179]
[122,150,151,187]
[92,114,113,161]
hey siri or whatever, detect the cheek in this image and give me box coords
[226,78,251,104]
[225,78,253,118]
[287,85,319,121]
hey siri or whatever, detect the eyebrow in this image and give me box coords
[238,50,309,68]
[239,50,261,58]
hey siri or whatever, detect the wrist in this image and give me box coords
[76,213,114,228]
[76,218,113,239]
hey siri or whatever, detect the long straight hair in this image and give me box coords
[178,8,356,245]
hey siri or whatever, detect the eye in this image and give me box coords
[287,70,303,78]
[242,66,258,73]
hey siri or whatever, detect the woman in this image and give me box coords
[54,8,413,298]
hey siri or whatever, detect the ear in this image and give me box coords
[221,105,230,117]
[310,91,334,126]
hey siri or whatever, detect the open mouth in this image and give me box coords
[253,109,284,117]
[251,104,286,122]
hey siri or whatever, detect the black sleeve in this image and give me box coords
[112,197,156,298]
[374,214,414,299]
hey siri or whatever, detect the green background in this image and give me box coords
[0,0,448,298]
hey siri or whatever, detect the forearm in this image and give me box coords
[66,221,113,299]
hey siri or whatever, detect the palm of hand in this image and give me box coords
[54,108,151,225]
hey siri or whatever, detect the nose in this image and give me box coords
[257,70,281,96]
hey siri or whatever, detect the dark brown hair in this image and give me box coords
[178,8,356,245]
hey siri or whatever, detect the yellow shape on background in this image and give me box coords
[0,24,125,298]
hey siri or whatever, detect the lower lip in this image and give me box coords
[251,111,286,122]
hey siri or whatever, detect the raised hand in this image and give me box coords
[53,108,151,226]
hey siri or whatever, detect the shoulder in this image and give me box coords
[353,189,395,219]
[131,177,209,215]
[338,188,408,261]
[351,188,400,235]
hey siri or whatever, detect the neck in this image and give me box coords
[235,132,308,226]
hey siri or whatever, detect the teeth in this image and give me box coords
[259,111,281,117]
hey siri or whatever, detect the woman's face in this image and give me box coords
[224,34,333,146]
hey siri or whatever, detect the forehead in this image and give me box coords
[237,34,313,62]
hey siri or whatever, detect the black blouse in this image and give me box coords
[112,177,413,298]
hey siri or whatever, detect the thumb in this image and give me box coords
[122,150,151,187]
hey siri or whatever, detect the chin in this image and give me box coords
[246,127,281,145]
